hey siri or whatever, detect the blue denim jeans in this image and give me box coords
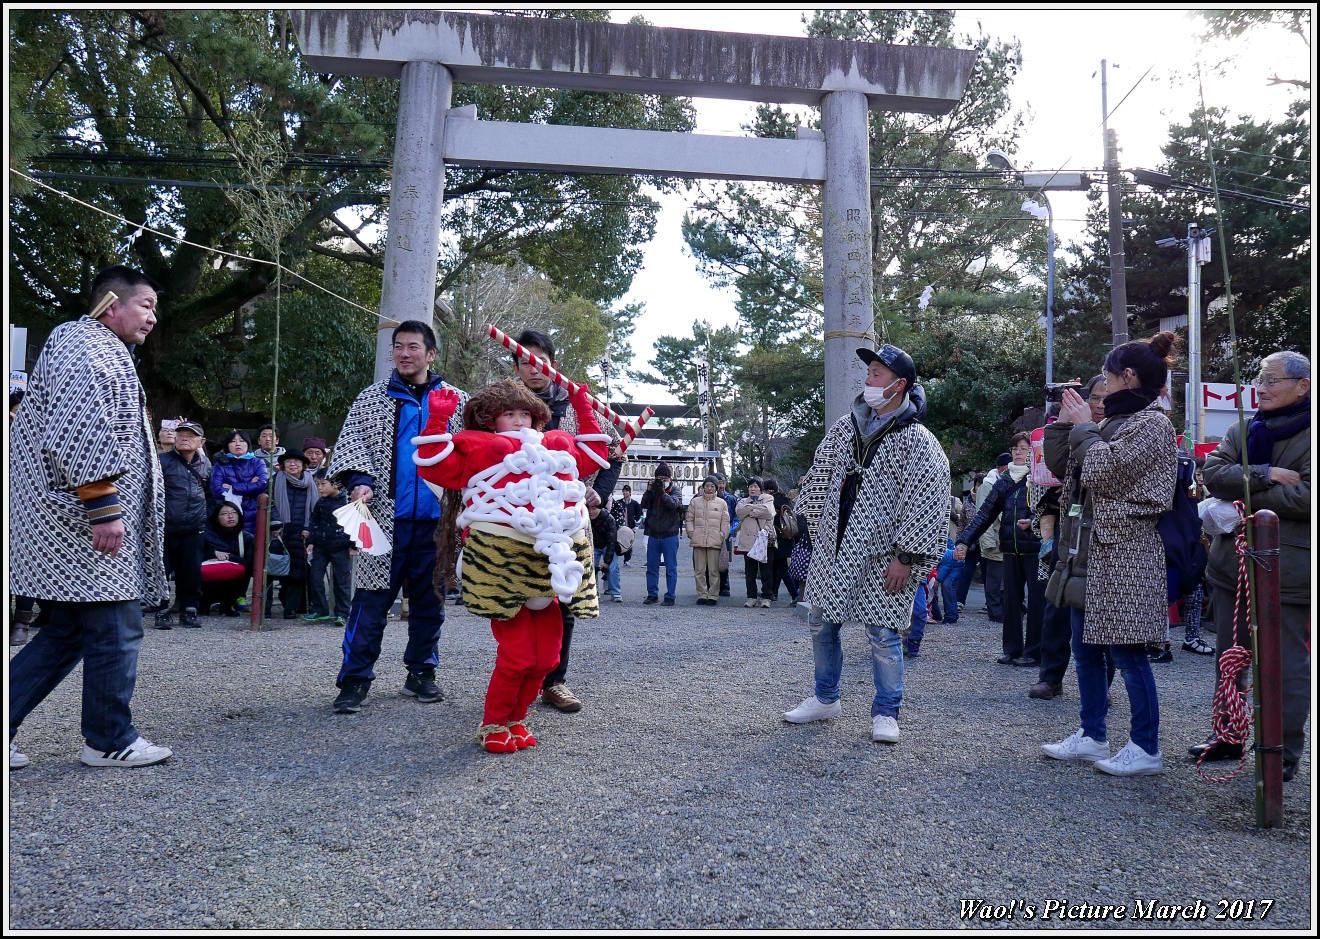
[908,583,927,647]
[646,534,678,601]
[593,547,621,598]
[9,600,144,751]
[810,609,904,718]
[940,572,960,623]
[338,518,444,686]
[1071,609,1159,753]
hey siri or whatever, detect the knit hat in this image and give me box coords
[302,436,327,454]
[655,461,672,479]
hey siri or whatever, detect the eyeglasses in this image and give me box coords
[1254,375,1300,389]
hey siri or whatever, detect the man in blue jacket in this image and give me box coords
[326,321,468,714]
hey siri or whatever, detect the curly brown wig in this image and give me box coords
[433,379,554,598]
[463,379,551,433]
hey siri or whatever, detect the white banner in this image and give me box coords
[695,359,712,450]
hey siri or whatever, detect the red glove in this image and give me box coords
[423,387,461,437]
[570,382,602,434]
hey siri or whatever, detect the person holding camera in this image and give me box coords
[641,462,682,606]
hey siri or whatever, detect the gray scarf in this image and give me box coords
[272,470,319,532]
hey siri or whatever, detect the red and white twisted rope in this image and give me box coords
[1197,499,1254,783]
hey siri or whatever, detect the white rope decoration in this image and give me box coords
[416,428,589,602]
[574,433,612,470]
[410,433,454,465]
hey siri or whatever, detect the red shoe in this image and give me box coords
[509,721,537,749]
[479,724,517,754]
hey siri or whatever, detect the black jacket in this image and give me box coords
[590,509,618,568]
[308,492,354,553]
[958,469,1040,557]
[204,504,252,572]
[640,480,682,536]
[160,449,210,535]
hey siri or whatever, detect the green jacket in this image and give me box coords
[1202,419,1310,606]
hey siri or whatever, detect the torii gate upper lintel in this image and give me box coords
[290,10,974,424]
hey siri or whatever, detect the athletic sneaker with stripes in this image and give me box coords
[79,735,172,768]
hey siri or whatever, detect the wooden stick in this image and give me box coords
[90,290,119,319]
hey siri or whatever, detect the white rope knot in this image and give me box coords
[455,428,589,603]
[410,432,454,465]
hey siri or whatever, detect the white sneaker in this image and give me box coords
[759,598,772,608]
[744,599,758,608]
[612,594,623,603]
[80,736,173,768]
[1095,740,1164,776]
[10,741,30,770]
[783,696,841,723]
[1042,728,1110,762]
[871,714,900,744]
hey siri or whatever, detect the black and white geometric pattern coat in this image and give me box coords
[9,316,167,604]
[795,390,950,630]
[327,375,468,591]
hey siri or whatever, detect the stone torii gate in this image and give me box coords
[290,11,973,423]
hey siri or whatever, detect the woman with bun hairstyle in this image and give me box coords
[1041,331,1179,776]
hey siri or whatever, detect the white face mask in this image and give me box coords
[863,379,903,411]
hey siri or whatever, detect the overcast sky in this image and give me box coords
[606,8,1311,402]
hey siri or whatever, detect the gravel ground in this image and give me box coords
[7,554,1312,930]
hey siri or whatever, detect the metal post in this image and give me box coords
[1250,509,1284,828]
[1187,224,1204,445]
[250,493,270,631]
[821,90,874,426]
[1045,196,1055,384]
[1105,129,1128,348]
[376,60,454,381]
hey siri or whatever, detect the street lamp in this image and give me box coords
[985,150,1090,385]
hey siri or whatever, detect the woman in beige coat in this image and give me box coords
[735,479,777,608]
[687,476,731,605]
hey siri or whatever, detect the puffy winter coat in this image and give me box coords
[160,449,210,535]
[958,468,1040,557]
[641,481,682,536]
[735,494,776,553]
[686,492,731,549]
[209,452,268,536]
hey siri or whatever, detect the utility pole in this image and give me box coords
[1105,128,1129,348]
[1101,59,1128,349]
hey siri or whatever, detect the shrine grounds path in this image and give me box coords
[7,558,1311,930]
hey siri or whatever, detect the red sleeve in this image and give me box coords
[415,430,494,491]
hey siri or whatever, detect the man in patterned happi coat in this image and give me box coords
[326,320,468,715]
[9,266,173,770]
[786,344,950,745]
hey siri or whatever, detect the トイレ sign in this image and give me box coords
[1188,382,1260,440]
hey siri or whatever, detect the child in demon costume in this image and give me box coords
[412,379,610,753]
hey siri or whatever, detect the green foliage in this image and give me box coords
[1054,103,1311,394]
[8,9,694,432]
[677,10,1039,477]
[907,312,1045,475]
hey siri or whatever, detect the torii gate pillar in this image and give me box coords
[821,91,875,422]
[375,61,452,382]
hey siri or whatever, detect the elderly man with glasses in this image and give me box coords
[1190,350,1310,782]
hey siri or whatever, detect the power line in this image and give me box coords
[9,167,388,321]
[1216,146,1311,166]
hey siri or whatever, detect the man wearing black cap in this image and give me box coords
[788,344,950,745]
[640,461,682,606]
[157,419,210,628]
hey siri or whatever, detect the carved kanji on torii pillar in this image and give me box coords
[290,11,974,423]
